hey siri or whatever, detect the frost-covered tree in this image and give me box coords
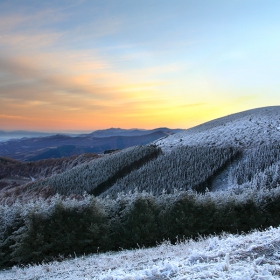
[103,146,239,197]
[29,145,161,196]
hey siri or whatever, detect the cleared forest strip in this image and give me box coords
[103,146,239,197]
[27,145,161,196]
[91,148,161,196]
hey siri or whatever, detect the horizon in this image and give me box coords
[0,126,183,143]
[0,126,181,134]
[1,1,280,131]
[1,105,279,134]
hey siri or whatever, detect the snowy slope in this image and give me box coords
[1,226,280,279]
[2,106,280,280]
[155,106,280,151]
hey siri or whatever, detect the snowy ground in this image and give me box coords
[1,227,280,279]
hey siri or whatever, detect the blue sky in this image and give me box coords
[0,0,280,132]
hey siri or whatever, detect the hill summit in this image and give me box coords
[155,106,280,151]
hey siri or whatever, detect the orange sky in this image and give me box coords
[1,1,280,132]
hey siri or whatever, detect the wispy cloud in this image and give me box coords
[0,4,192,129]
[0,4,181,125]
[0,27,174,131]
[1,1,278,131]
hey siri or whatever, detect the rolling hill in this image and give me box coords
[155,106,280,150]
[1,106,280,202]
[1,106,280,274]
[0,153,101,194]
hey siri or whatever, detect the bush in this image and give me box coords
[0,203,24,267]
[2,183,280,268]
[120,195,159,248]
[2,196,109,266]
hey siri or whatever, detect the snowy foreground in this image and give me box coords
[1,227,280,280]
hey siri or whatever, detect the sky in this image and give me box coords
[0,0,280,133]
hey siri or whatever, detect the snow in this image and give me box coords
[2,106,280,279]
[1,226,280,279]
[155,106,280,152]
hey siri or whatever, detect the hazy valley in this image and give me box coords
[0,128,181,161]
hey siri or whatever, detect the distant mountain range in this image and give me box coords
[87,127,182,138]
[0,128,183,161]
[0,131,54,142]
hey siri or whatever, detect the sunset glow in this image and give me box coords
[1,0,280,132]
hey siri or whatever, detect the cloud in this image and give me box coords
[0,46,175,130]
[0,4,209,131]
[0,53,115,99]
[0,114,30,120]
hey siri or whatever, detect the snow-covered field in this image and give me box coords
[1,227,280,280]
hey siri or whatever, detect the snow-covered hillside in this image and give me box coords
[1,226,279,279]
[1,106,280,279]
[155,106,280,151]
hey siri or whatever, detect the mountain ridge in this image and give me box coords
[155,106,280,151]
[0,128,181,161]
[87,127,183,138]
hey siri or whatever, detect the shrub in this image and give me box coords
[2,168,280,268]
[5,196,109,266]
